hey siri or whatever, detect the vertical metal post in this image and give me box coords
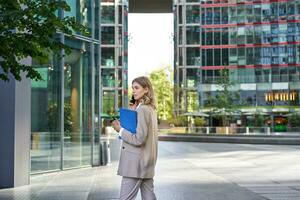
[59,7,65,170]
[91,0,96,166]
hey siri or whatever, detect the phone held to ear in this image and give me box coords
[129,95,135,105]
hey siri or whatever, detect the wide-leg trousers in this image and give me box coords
[119,177,157,200]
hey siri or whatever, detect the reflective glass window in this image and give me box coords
[187,47,201,66]
[270,3,278,21]
[229,48,237,65]
[214,28,221,45]
[65,0,92,37]
[214,7,221,24]
[187,91,199,112]
[31,54,62,173]
[246,47,254,65]
[207,49,213,66]
[101,48,115,66]
[186,68,200,88]
[262,4,271,22]
[102,69,115,87]
[287,2,295,20]
[102,91,115,115]
[101,27,115,44]
[278,2,287,20]
[214,49,221,66]
[245,5,253,23]
[229,6,237,24]
[101,6,115,24]
[186,5,200,24]
[237,5,245,23]
[186,26,200,44]
[221,7,228,24]
[222,28,229,45]
[206,28,213,45]
[229,27,237,44]
[64,38,92,168]
[254,4,261,22]
[238,47,246,65]
[222,49,229,65]
[206,8,213,24]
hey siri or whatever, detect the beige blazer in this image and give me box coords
[117,104,158,179]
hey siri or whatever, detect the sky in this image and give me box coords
[128,14,174,85]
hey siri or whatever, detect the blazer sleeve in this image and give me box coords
[120,106,149,147]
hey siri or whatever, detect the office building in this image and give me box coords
[30,0,128,174]
[174,0,300,129]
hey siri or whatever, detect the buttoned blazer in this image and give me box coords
[117,104,158,179]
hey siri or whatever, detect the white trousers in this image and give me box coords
[119,177,157,200]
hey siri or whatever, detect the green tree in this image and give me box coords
[0,0,87,81]
[149,66,174,120]
[288,113,300,127]
[254,114,265,127]
[208,68,240,126]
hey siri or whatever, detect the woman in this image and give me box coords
[112,76,158,200]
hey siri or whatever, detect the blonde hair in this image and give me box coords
[132,76,156,109]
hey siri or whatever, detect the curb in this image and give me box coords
[158,134,300,145]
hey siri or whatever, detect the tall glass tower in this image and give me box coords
[174,0,300,129]
[100,0,129,118]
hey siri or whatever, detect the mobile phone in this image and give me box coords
[129,95,136,104]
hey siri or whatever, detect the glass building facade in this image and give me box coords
[31,0,128,173]
[174,0,300,127]
[101,0,129,117]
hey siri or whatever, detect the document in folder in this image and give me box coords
[120,108,137,134]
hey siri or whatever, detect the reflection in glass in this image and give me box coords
[186,26,200,45]
[102,48,115,66]
[102,91,115,115]
[186,68,200,88]
[101,6,115,24]
[101,27,115,44]
[186,5,200,24]
[63,37,92,168]
[65,0,91,37]
[31,53,62,173]
[102,69,115,87]
[187,47,200,66]
[187,91,199,112]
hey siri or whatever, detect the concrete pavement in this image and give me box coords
[1,141,300,200]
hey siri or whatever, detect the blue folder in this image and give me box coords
[120,108,137,134]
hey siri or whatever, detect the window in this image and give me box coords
[102,69,115,87]
[214,28,221,45]
[186,5,200,24]
[214,7,221,24]
[186,26,200,45]
[187,48,201,66]
[101,48,115,66]
[222,28,229,45]
[101,27,115,44]
[101,6,115,24]
[214,49,221,66]
[222,49,229,65]
[207,49,213,66]
[186,68,200,88]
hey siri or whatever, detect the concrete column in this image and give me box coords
[0,60,31,188]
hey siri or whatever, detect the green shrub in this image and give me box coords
[169,116,188,127]
[194,117,206,127]
[254,114,265,127]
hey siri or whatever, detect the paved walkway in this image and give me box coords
[1,141,300,200]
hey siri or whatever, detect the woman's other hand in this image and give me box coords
[112,120,121,132]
